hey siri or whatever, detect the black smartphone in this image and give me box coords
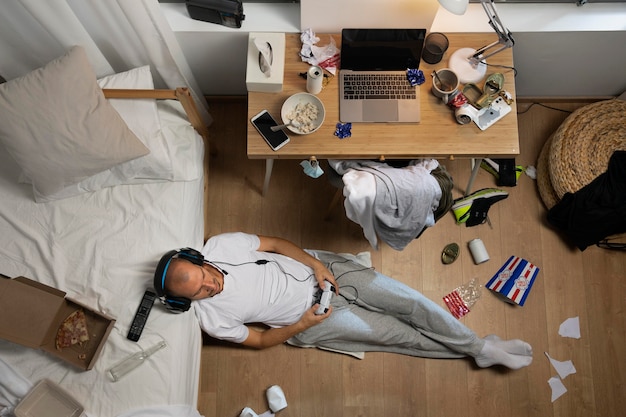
[250,110,290,151]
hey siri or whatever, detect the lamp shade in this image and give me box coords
[438,0,469,15]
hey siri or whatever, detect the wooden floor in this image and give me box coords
[200,97,625,417]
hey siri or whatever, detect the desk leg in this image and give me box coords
[465,158,483,196]
[262,159,274,197]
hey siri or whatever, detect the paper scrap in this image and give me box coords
[240,407,259,417]
[548,376,568,402]
[559,316,581,339]
[545,352,577,379]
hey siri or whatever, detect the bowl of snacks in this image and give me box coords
[280,92,325,134]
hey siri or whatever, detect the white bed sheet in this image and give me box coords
[0,100,205,417]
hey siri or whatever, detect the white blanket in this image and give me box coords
[0,101,205,417]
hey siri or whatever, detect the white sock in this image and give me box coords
[474,334,533,369]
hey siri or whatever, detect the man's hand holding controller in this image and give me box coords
[315,280,335,315]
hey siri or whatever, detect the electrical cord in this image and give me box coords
[516,102,574,115]
[210,258,315,282]
[325,259,376,303]
[481,62,517,77]
[210,257,376,303]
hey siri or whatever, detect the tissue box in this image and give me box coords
[486,256,539,306]
[246,32,285,93]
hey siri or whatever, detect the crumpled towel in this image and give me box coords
[329,159,442,250]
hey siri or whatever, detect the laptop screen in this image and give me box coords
[341,29,426,71]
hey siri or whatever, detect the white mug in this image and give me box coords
[431,69,459,104]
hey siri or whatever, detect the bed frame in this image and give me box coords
[103,88,211,239]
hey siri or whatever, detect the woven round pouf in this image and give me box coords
[548,99,626,199]
[536,133,560,209]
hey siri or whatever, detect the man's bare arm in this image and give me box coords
[240,304,331,349]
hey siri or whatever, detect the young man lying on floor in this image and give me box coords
[154,232,533,369]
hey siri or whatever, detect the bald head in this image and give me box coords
[163,258,225,300]
[164,258,193,297]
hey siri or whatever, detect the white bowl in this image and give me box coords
[280,93,325,135]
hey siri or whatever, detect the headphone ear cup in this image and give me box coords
[178,247,204,266]
[154,248,198,314]
[154,249,179,297]
[163,295,192,313]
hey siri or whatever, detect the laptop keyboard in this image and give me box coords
[343,73,416,100]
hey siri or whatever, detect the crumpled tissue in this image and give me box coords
[254,38,273,77]
[238,384,288,417]
[300,28,340,75]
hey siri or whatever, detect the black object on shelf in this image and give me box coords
[186,0,245,28]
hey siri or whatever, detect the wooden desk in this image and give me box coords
[247,33,519,195]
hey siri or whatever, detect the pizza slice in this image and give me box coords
[55,309,90,350]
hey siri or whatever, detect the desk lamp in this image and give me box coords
[437,0,514,83]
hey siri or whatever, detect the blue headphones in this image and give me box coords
[153,247,204,313]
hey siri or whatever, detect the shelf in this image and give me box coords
[161,2,300,33]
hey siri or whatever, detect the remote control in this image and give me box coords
[314,281,335,315]
[127,290,156,341]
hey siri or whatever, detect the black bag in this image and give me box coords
[186,0,245,28]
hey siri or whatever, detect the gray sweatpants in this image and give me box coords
[292,252,485,359]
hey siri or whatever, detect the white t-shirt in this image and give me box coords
[194,232,317,343]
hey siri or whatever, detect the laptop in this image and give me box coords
[339,28,426,123]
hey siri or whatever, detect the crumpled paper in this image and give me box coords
[545,316,582,402]
[300,28,340,75]
[545,353,577,380]
[239,385,288,417]
[547,376,567,402]
[558,316,581,339]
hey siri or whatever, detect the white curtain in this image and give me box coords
[0,0,212,126]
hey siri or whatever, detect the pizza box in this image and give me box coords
[0,275,115,370]
[15,379,85,417]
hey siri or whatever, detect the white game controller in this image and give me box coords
[314,281,335,315]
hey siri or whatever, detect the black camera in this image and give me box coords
[186,0,245,29]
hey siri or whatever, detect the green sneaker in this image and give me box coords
[480,158,524,187]
[452,188,509,226]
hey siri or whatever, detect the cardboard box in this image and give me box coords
[486,256,540,306]
[246,32,285,93]
[0,276,115,370]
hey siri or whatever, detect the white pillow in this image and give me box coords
[18,65,177,201]
[0,46,149,201]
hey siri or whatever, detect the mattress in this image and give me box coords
[0,100,205,417]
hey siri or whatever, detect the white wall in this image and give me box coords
[162,2,300,95]
[433,3,626,97]
[300,0,440,34]
[162,2,626,97]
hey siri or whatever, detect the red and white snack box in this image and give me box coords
[486,256,539,306]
